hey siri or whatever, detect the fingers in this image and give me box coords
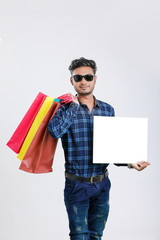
[72,95,79,105]
[138,161,150,169]
[130,161,150,171]
[66,93,79,104]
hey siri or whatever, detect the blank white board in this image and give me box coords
[93,117,148,164]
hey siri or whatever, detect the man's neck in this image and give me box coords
[77,93,95,106]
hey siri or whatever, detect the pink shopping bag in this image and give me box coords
[7,92,47,153]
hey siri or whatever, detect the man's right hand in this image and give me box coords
[70,94,79,105]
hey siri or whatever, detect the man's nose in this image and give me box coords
[81,77,87,84]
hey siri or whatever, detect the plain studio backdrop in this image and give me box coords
[0,0,160,239]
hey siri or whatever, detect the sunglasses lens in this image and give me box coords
[73,75,82,82]
[84,74,94,81]
[73,74,94,82]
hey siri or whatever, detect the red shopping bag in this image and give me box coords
[19,101,60,173]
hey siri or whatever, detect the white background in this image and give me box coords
[0,0,160,239]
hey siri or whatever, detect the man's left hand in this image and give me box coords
[130,161,150,171]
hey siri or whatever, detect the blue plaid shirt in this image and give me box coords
[48,96,126,177]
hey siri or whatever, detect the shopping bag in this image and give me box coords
[7,92,74,173]
[19,101,60,173]
[6,92,47,153]
[17,96,54,160]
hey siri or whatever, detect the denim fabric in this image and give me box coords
[64,176,111,240]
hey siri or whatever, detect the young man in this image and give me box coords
[48,57,150,240]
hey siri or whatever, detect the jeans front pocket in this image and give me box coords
[64,179,78,196]
[102,176,111,193]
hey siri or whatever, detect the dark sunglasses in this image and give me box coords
[72,74,94,82]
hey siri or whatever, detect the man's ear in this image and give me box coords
[70,77,73,85]
[94,75,97,83]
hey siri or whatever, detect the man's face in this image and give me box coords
[70,66,97,96]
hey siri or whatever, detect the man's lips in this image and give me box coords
[80,86,88,89]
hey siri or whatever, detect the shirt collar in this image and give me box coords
[75,94,100,108]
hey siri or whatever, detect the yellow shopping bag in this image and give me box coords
[17,96,54,160]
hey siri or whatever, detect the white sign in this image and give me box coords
[93,117,148,164]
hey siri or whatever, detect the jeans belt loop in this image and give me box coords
[90,176,94,183]
[100,175,103,182]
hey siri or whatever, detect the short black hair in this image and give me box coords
[68,57,97,75]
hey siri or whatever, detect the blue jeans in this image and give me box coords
[64,176,111,240]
